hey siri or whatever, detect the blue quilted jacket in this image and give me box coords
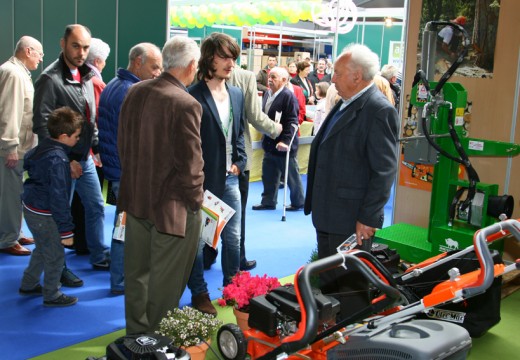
[22,138,74,239]
[98,68,140,181]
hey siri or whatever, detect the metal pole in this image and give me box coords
[333,0,340,60]
[278,22,283,64]
[505,47,520,193]
[282,124,300,222]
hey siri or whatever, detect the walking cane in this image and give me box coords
[282,123,300,222]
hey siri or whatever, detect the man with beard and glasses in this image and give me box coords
[33,24,109,287]
[187,33,246,315]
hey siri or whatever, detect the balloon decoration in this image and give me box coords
[170,1,321,28]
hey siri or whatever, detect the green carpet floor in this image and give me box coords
[31,278,519,360]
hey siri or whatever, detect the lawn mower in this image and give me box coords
[216,218,520,360]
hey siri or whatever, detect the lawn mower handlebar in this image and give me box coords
[257,252,402,360]
[465,219,520,298]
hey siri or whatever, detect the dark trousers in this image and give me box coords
[316,230,371,321]
[260,152,304,207]
[238,170,250,266]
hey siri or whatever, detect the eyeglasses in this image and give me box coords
[28,47,44,58]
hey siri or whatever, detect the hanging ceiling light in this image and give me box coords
[312,0,358,34]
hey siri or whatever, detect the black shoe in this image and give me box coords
[252,204,276,210]
[92,259,110,270]
[74,248,90,255]
[285,205,303,211]
[203,245,218,270]
[61,267,84,287]
[19,284,43,296]
[44,294,78,307]
[240,259,257,271]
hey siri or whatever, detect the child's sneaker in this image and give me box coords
[44,294,78,307]
[61,267,84,287]
[19,284,43,296]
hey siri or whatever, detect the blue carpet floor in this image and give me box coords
[0,175,394,359]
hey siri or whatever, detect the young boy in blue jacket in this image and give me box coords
[19,107,83,307]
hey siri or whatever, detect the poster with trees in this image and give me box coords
[419,0,500,78]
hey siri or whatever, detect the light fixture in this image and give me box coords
[384,17,393,27]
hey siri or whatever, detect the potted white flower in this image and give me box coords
[157,306,222,359]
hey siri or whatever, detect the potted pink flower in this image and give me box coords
[218,271,281,330]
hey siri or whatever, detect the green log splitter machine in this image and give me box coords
[375,21,520,263]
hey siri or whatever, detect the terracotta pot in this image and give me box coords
[184,340,210,360]
[233,307,250,331]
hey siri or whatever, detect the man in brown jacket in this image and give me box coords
[117,36,204,334]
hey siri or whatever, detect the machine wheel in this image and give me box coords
[217,323,247,360]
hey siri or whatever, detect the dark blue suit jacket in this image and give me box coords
[261,87,299,157]
[304,84,399,235]
[188,81,247,198]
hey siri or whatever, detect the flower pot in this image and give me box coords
[184,340,210,360]
[233,307,250,331]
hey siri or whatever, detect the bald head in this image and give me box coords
[60,24,92,69]
[63,24,91,42]
[15,36,41,55]
[14,36,43,71]
[127,42,162,80]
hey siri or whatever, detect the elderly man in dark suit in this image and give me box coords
[187,33,247,315]
[252,67,305,211]
[304,44,399,321]
[117,36,204,334]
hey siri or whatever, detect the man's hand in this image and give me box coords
[275,142,289,152]
[70,160,83,179]
[61,237,74,247]
[227,164,241,176]
[355,221,376,246]
[4,152,18,169]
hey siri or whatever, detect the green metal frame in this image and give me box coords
[376,82,520,263]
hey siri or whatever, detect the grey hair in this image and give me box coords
[269,66,289,82]
[162,36,200,71]
[340,44,380,81]
[380,64,399,81]
[86,38,110,64]
[128,42,160,66]
[14,36,41,55]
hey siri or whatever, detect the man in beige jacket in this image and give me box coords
[0,36,43,255]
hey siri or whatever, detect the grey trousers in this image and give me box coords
[20,208,64,301]
[0,157,24,248]
[124,210,201,334]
